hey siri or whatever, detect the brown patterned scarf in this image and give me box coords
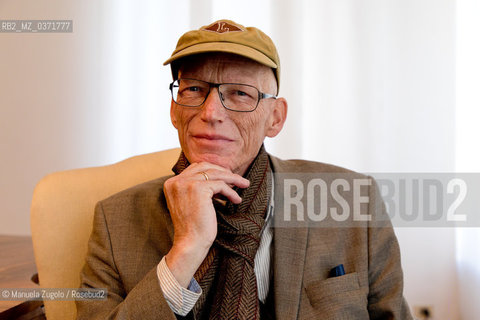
[172,145,272,320]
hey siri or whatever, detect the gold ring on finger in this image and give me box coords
[200,171,209,181]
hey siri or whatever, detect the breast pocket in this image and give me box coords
[304,272,369,319]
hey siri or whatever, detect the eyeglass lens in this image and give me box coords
[171,79,260,112]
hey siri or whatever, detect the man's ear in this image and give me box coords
[170,100,178,129]
[266,97,288,138]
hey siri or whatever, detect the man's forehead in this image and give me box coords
[176,53,276,86]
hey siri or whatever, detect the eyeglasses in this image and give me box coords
[169,78,277,112]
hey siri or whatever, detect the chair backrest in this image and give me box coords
[30,148,180,320]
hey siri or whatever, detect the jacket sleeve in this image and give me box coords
[367,177,413,319]
[76,202,178,320]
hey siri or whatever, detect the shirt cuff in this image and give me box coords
[157,256,202,316]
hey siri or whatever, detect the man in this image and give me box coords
[77,19,412,319]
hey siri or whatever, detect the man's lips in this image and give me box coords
[192,133,234,142]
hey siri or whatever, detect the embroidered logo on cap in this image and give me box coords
[202,20,245,33]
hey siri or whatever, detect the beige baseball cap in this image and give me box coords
[164,19,280,90]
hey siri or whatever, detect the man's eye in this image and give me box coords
[179,86,204,95]
[235,90,248,96]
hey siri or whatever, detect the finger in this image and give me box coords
[177,162,250,188]
[198,170,250,188]
[207,181,244,204]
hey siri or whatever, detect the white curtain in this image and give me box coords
[455,0,480,319]
[95,0,476,318]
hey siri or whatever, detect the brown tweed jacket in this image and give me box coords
[77,156,413,319]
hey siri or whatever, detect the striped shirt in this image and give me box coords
[157,180,275,316]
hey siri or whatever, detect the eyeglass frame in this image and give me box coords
[169,78,277,112]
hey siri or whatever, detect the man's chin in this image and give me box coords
[188,151,234,170]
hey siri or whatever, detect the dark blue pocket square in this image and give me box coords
[329,264,346,277]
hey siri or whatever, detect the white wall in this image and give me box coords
[1,0,105,235]
[0,0,179,235]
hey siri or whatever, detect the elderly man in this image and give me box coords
[77,19,412,319]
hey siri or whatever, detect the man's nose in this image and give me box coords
[200,87,227,122]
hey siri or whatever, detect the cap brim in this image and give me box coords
[163,42,278,69]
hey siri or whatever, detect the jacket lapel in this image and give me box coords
[269,156,309,320]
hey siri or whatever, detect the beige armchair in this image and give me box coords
[30,148,180,320]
